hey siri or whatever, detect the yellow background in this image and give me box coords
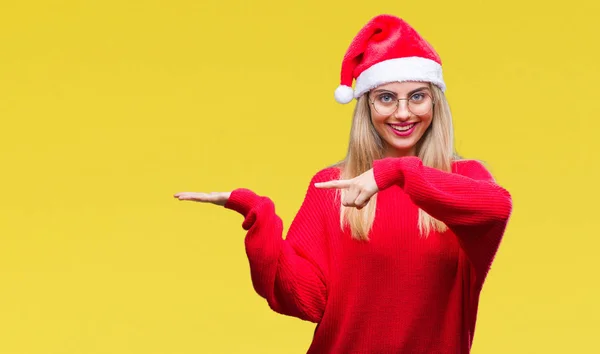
[1,0,598,353]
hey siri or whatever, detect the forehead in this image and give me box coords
[373,81,430,93]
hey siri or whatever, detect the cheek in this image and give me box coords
[370,110,388,128]
[371,116,390,138]
[419,115,433,131]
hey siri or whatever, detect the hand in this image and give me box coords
[314,169,379,209]
[173,191,231,206]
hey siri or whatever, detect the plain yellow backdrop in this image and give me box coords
[1,0,598,353]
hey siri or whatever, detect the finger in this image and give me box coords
[174,192,195,198]
[175,192,214,202]
[175,192,204,201]
[354,190,372,208]
[314,180,352,189]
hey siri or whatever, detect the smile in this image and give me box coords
[389,123,416,132]
[387,123,418,137]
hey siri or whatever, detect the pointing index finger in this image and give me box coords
[314,180,352,189]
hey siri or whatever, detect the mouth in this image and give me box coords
[387,123,418,136]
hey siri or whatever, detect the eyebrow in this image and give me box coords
[372,86,430,95]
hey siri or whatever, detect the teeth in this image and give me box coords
[391,123,415,132]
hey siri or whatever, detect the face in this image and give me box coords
[367,81,434,158]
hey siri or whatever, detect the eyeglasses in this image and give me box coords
[369,91,435,116]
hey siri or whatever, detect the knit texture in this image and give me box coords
[224,156,512,354]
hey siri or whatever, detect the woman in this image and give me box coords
[174,14,512,354]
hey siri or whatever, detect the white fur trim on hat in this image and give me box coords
[354,57,445,98]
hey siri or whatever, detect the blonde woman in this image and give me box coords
[175,14,512,354]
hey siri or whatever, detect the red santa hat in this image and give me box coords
[334,14,446,104]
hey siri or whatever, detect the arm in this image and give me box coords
[372,156,513,281]
[223,170,335,323]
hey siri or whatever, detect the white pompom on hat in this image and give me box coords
[335,14,446,104]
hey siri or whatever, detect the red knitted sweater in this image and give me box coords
[224,156,513,354]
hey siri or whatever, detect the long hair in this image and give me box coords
[333,83,459,241]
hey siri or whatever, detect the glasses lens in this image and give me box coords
[372,100,397,116]
[408,94,433,116]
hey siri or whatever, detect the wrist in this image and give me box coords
[224,188,263,216]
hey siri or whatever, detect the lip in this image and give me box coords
[387,122,418,137]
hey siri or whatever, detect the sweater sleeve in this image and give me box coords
[372,156,513,282]
[223,170,335,323]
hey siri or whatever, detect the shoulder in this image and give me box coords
[451,158,496,182]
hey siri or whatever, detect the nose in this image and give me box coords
[393,100,412,120]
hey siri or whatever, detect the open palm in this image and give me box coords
[173,191,231,206]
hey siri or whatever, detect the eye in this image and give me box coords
[377,93,396,104]
[410,92,426,102]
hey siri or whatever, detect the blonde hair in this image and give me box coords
[333,83,460,241]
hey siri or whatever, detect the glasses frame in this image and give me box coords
[368,91,436,116]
